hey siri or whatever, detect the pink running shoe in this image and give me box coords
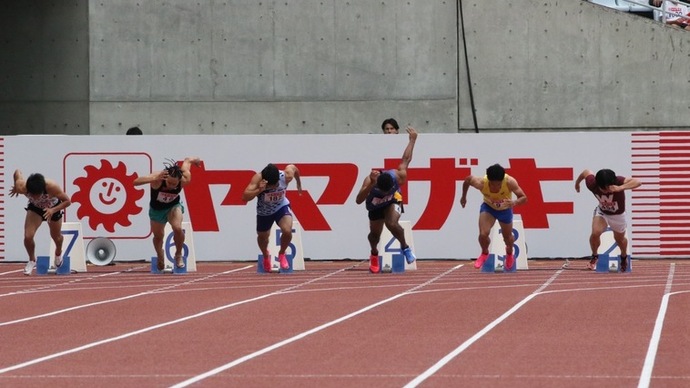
[505,253,515,270]
[586,255,598,270]
[369,255,380,273]
[279,254,289,270]
[474,253,489,269]
[262,253,271,273]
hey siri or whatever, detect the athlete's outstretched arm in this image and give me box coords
[396,126,418,184]
[284,164,303,195]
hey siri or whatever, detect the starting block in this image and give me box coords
[595,254,632,273]
[256,221,305,274]
[156,222,197,273]
[595,228,631,273]
[36,256,71,275]
[150,256,177,274]
[49,222,87,272]
[481,254,517,273]
[484,218,527,272]
[377,253,406,274]
[377,220,417,273]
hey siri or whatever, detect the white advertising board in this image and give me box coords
[0,132,685,261]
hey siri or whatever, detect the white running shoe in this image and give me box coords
[561,259,570,269]
[24,260,36,276]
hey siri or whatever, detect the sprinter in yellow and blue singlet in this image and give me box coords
[460,164,527,271]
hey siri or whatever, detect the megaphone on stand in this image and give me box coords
[86,237,117,266]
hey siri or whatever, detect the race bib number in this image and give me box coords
[264,191,284,203]
[599,201,618,212]
[156,191,178,203]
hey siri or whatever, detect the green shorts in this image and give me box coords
[149,203,184,224]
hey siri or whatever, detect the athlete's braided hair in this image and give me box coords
[163,159,183,179]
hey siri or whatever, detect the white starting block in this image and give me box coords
[257,220,305,274]
[595,228,631,273]
[47,222,87,273]
[377,220,416,273]
[482,219,528,273]
[151,222,197,273]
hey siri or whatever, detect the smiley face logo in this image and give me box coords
[89,177,128,214]
[72,159,144,232]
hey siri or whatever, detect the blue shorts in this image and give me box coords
[149,203,184,224]
[480,202,513,224]
[257,205,292,232]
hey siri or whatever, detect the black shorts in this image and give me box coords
[25,203,63,222]
[367,202,402,221]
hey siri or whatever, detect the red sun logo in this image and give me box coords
[72,159,145,232]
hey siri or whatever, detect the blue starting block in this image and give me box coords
[36,256,50,275]
[36,256,71,275]
[256,254,294,274]
[151,255,187,274]
[595,254,632,273]
[481,254,517,273]
[56,257,71,275]
[151,257,172,274]
[379,253,405,273]
[173,256,187,274]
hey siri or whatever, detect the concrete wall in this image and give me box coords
[0,0,688,135]
[87,0,458,135]
[464,0,690,131]
[0,1,89,135]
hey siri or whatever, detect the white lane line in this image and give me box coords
[0,264,351,375]
[0,270,126,299]
[169,264,465,388]
[403,269,563,388]
[0,269,24,276]
[0,266,253,327]
[638,263,676,388]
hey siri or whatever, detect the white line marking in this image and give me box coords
[0,269,24,276]
[169,264,465,388]
[403,269,563,387]
[0,264,348,375]
[0,266,253,327]
[638,263,675,388]
[0,271,124,299]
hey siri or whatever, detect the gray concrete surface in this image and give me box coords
[0,0,688,135]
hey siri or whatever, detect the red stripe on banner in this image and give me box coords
[634,194,690,199]
[659,132,690,137]
[634,248,690,255]
[633,215,690,220]
[632,131,690,137]
[633,160,690,165]
[633,230,690,238]
[632,132,690,257]
[632,146,690,151]
[658,153,690,157]
[634,166,690,172]
[632,223,690,229]
[635,202,690,207]
[629,173,690,179]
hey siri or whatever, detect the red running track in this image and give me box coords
[0,259,688,387]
